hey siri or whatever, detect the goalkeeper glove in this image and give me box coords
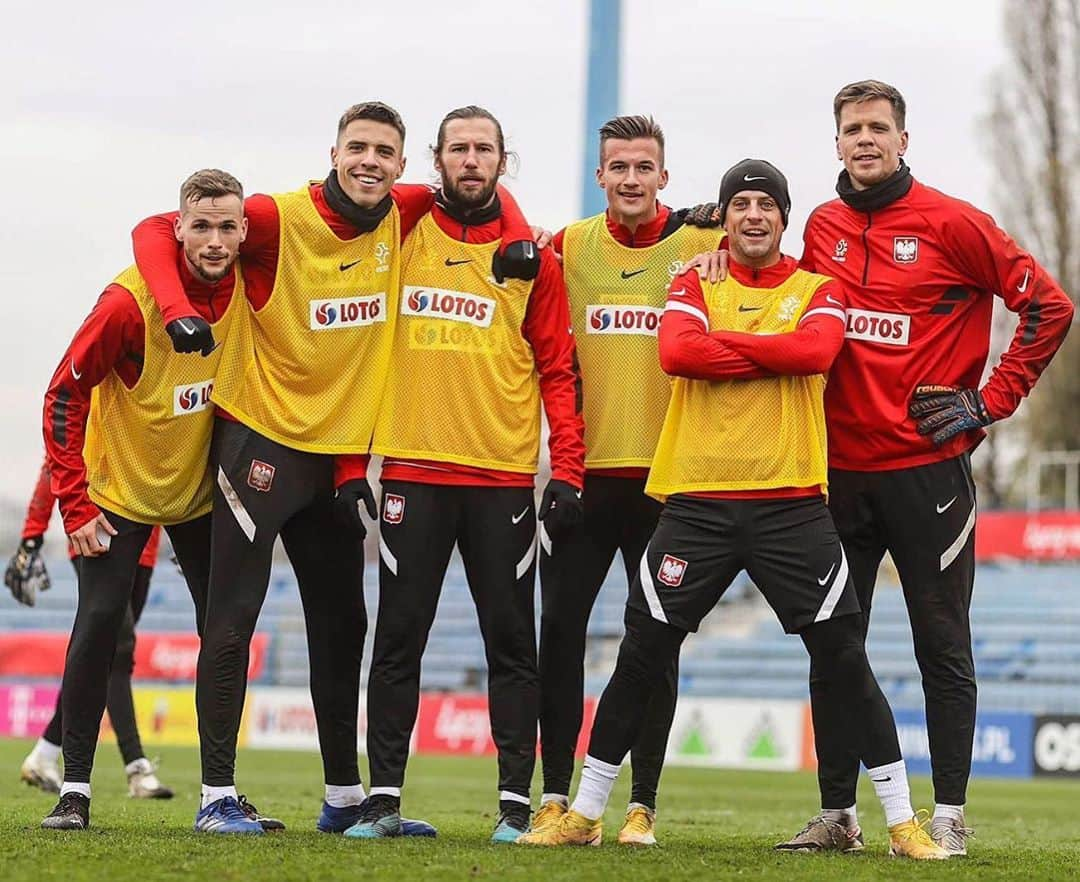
[5,536,51,607]
[334,479,378,539]
[165,316,217,356]
[678,202,722,228]
[491,240,540,284]
[909,385,992,446]
[538,479,583,541]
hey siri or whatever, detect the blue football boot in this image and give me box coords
[194,796,264,834]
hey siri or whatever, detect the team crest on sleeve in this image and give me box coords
[893,236,919,264]
[383,493,406,524]
[247,460,276,492]
[657,554,688,587]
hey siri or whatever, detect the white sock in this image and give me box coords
[571,754,621,820]
[934,803,964,821]
[33,738,62,763]
[369,786,401,798]
[325,783,366,808]
[867,759,914,828]
[822,804,858,828]
[125,757,152,776]
[541,793,568,807]
[60,781,91,798]
[201,784,238,808]
[627,801,653,814]
[500,790,530,805]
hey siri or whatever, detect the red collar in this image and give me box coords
[605,203,670,247]
[727,254,799,287]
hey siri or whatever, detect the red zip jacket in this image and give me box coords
[23,459,162,564]
[374,201,585,489]
[660,255,846,500]
[802,178,1074,471]
[42,254,235,534]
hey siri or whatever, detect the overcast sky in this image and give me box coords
[2,0,1007,512]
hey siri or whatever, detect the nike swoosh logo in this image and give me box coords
[71,358,83,380]
[523,243,535,260]
[445,258,472,266]
[205,341,223,355]
[937,496,957,514]
[817,563,836,586]
[669,288,687,297]
[511,507,530,525]
[621,268,647,279]
[738,305,763,312]
[826,294,843,306]
[743,175,767,182]
[1017,269,1031,293]
[339,259,363,271]
[870,776,891,783]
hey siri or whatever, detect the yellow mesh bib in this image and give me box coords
[563,214,722,468]
[645,268,831,501]
[211,184,401,453]
[84,265,240,524]
[371,214,540,473]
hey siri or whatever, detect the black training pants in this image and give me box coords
[819,454,978,807]
[61,512,210,783]
[538,474,675,807]
[367,481,539,799]
[197,418,366,787]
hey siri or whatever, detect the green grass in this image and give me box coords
[2,737,1078,881]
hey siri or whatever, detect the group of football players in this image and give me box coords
[5,78,1073,859]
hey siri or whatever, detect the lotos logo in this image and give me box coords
[309,294,386,330]
[172,380,214,416]
[585,304,662,336]
[845,308,911,346]
[401,286,496,328]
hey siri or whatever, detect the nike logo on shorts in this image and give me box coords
[936,496,957,514]
[511,507,530,525]
[817,563,836,586]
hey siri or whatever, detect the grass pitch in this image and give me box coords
[2,737,1078,881]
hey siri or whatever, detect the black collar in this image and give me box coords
[836,159,913,213]
[322,171,394,234]
[435,189,502,226]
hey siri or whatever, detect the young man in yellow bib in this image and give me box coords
[38,170,245,831]
[519,160,947,860]
[350,106,585,844]
[535,115,722,846]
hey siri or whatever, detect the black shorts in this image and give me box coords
[627,495,860,633]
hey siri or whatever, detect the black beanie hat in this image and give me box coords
[717,159,791,227]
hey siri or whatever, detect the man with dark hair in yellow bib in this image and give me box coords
[131,102,536,837]
[38,169,245,832]
[533,114,723,846]
[350,106,585,844]
[520,159,947,860]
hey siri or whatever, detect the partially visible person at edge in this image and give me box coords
[8,458,171,801]
[532,114,722,847]
[129,101,538,837]
[520,159,948,860]
[36,169,246,832]
[348,105,584,845]
[689,80,1074,857]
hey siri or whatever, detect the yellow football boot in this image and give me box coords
[888,812,950,860]
[530,801,568,836]
[617,805,657,845]
[516,809,602,846]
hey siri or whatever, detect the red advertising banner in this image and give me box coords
[976,511,1080,561]
[0,632,267,681]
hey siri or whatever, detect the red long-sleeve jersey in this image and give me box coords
[21,457,161,566]
[373,201,585,489]
[801,178,1074,471]
[660,255,847,500]
[42,254,235,534]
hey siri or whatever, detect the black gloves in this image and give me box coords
[334,479,379,539]
[165,316,217,356]
[5,536,51,607]
[491,240,541,284]
[679,202,722,228]
[538,479,584,541]
[910,385,993,447]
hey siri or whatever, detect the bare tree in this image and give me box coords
[986,0,1079,505]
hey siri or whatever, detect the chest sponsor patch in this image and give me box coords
[172,380,214,416]
[401,286,496,328]
[309,294,387,330]
[586,304,662,335]
[845,308,911,346]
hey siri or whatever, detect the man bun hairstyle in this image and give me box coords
[832,79,907,131]
[598,114,665,165]
[337,101,406,145]
[179,168,244,207]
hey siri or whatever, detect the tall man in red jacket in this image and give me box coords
[793,80,1074,855]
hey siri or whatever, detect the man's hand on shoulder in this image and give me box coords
[165,316,217,356]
